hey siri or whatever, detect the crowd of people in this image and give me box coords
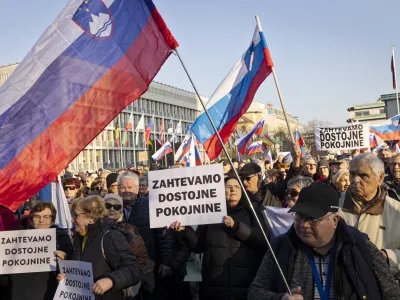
[2,143,400,299]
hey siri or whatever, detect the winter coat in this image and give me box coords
[178,198,268,300]
[248,219,400,300]
[72,219,143,300]
[340,193,400,277]
[0,205,20,231]
[249,184,282,207]
[125,196,172,267]
[10,225,74,300]
[383,177,400,201]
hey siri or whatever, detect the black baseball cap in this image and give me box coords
[288,182,339,218]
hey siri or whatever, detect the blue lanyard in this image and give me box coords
[304,243,335,300]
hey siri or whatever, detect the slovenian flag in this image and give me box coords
[235,117,265,154]
[370,124,400,141]
[0,0,178,211]
[152,141,173,161]
[294,128,307,157]
[247,141,263,155]
[191,18,273,161]
[185,135,202,167]
[369,133,378,148]
[175,135,192,163]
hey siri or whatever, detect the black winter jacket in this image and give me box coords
[10,225,74,300]
[72,219,143,300]
[125,196,173,267]
[178,198,268,300]
[249,219,400,300]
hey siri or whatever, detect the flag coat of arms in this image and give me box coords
[0,0,178,211]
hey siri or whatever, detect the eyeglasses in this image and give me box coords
[286,190,300,197]
[64,186,77,191]
[71,212,86,219]
[243,175,257,182]
[225,185,241,190]
[293,212,334,226]
[105,203,122,211]
[32,215,52,222]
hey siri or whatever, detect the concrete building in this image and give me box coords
[347,99,386,124]
[238,101,301,134]
[381,93,400,119]
[0,63,205,171]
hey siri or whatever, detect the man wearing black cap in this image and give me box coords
[249,182,400,300]
[239,162,281,207]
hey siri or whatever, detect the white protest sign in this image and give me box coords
[314,123,369,151]
[54,260,94,300]
[149,164,227,228]
[0,228,56,274]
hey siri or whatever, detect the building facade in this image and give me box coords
[381,93,400,119]
[347,100,386,124]
[0,63,204,171]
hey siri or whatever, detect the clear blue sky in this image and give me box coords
[1,0,399,125]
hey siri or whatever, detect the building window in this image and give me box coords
[380,108,385,114]
[355,111,370,116]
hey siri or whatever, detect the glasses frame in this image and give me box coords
[64,186,77,191]
[292,212,335,226]
[105,203,122,211]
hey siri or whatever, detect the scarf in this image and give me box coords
[349,185,386,215]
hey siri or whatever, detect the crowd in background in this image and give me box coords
[1,143,400,299]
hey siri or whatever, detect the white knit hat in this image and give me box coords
[103,194,123,207]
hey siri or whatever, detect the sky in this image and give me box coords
[1,0,400,126]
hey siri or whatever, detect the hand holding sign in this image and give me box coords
[223,216,235,228]
[167,221,185,231]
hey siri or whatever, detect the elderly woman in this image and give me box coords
[285,176,314,208]
[104,194,154,298]
[169,177,268,300]
[332,169,350,194]
[11,202,74,300]
[63,178,82,204]
[60,196,142,300]
[139,176,149,197]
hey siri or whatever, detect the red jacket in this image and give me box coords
[0,205,21,231]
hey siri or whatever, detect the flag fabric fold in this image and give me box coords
[191,19,273,161]
[175,134,192,163]
[235,118,265,154]
[0,0,178,211]
[152,141,173,161]
[294,128,307,157]
[247,141,263,155]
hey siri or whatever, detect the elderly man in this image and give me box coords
[239,163,282,206]
[340,153,400,276]
[249,182,400,300]
[383,153,400,201]
[118,171,190,299]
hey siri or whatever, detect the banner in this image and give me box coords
[314,123,370,151]
[0,228,56,274]
[148,164,227,228]
[54,260,94,300]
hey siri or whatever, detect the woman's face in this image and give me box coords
[72,209,94,233]
[105,199,123,221]
[31,207,54,229]
[336,174,350,193]
[225,179,242,208]
[286,184,301,208]
[64,184,78,199]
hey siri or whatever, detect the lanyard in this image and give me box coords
[304,243,335,300]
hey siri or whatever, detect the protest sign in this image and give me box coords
[148,164,227,228]
[314,123,370,151]
[54,260,94,300]
[0,228,56,274]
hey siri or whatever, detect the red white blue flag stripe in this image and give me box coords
[247,141,263,155]
[0,0,178,211]
[191,18,273,161]
[152,142,173,161]
[235,117,265,154]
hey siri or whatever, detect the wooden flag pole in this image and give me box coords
[392,45,399,115]
[174,48,292,295]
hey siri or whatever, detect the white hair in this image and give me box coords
[350,153,384,178]
[332,169,349,185]
[287,176,314,189]
[117,171,139,186]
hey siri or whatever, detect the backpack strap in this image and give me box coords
[101,230,112,261]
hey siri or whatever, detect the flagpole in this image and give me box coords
[118,115,124,168]
[174,48,292,295]
[254,16,294,144]
[163,117,168,167]
[132,119,137,168]
[393,45,399,115]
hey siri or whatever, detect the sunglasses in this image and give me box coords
[243,175,257,182]
[286,190,300,197]
[105,203,122,211]
[64,186,77,191]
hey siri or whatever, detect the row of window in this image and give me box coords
[354,108,385,117]
[128,98,197,119]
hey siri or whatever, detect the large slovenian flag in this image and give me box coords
[152,141,173,161]
[247,141,263,155]
[191,18,273,161]
[370,124,400,141]
[294,128,307,157]
[235,118,265,154]
[0,0,178,211]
